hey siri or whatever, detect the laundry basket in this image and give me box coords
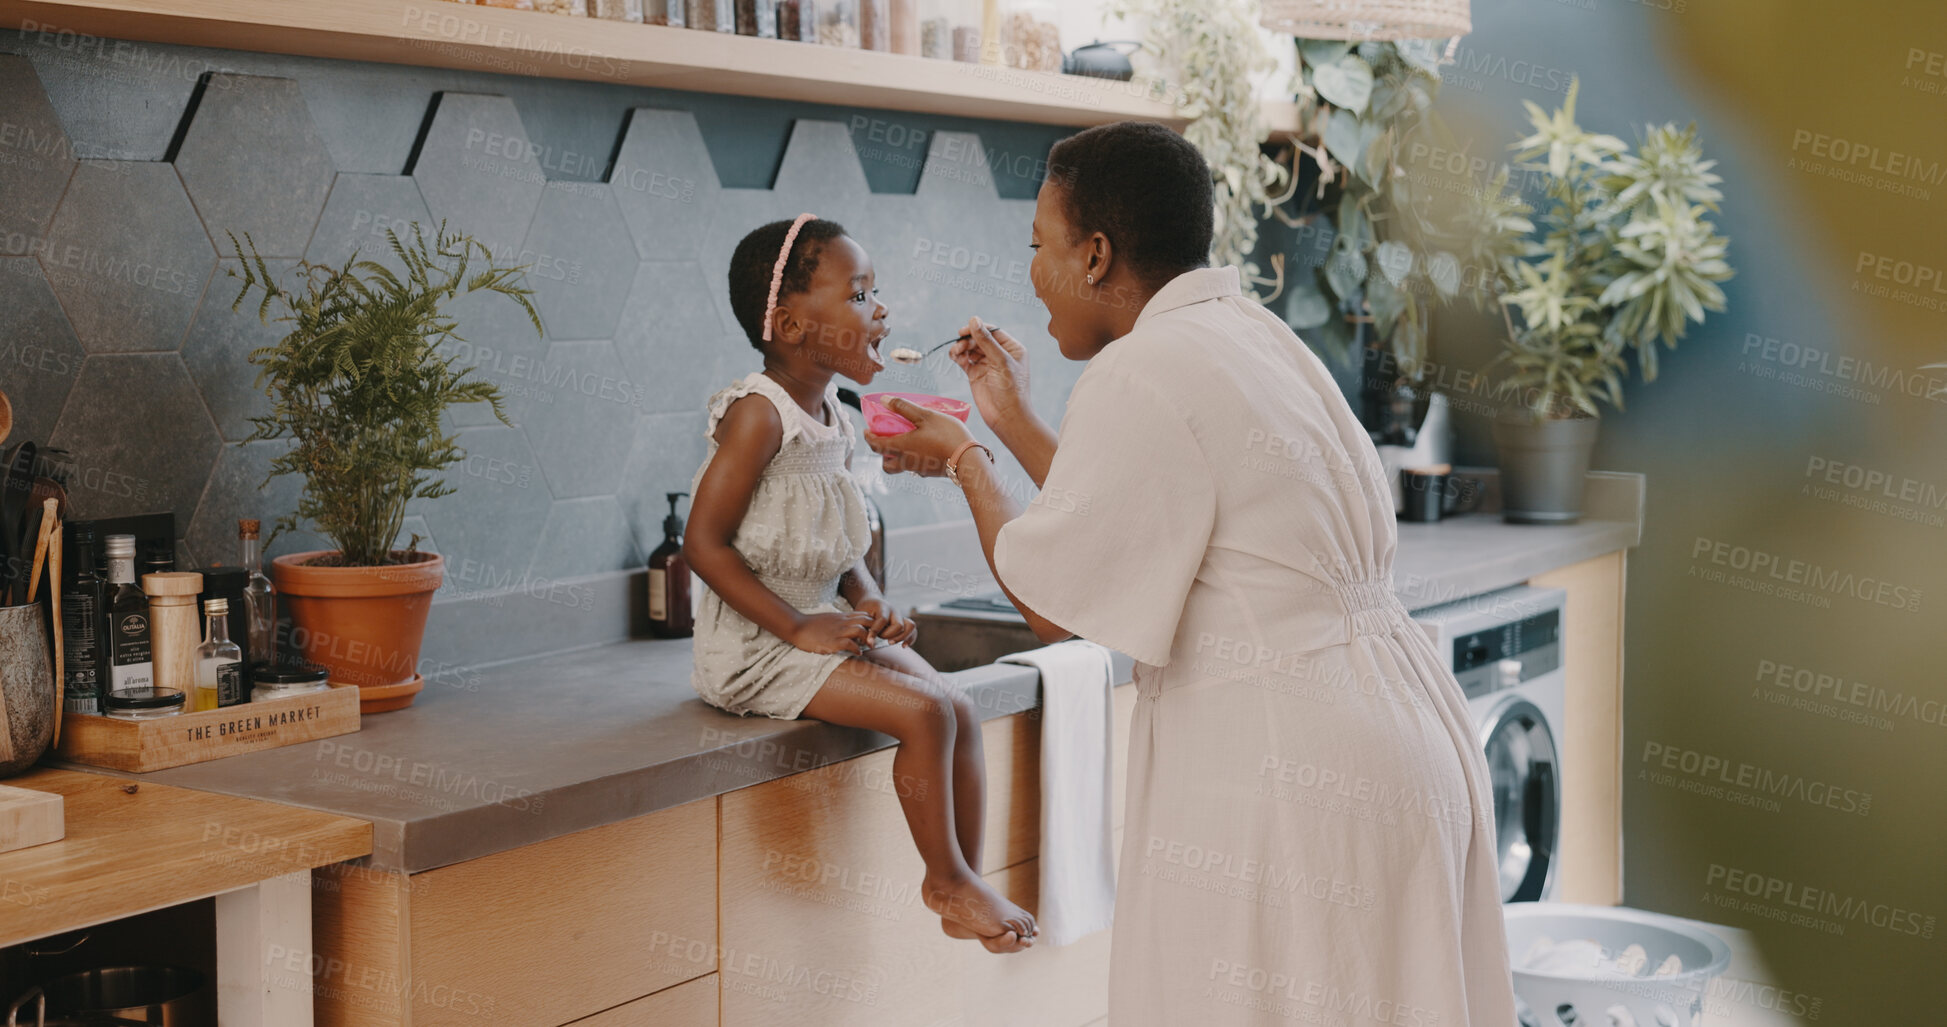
[1504,903,1731,1027]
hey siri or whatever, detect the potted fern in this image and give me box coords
[228,224,539,712]
[1491,79,1733,522]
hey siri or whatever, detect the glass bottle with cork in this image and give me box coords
[238,519,276,670]
[197,597,246,710]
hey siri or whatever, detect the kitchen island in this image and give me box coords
[46,472,1643,1026]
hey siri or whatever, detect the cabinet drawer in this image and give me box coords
[409,799,716,1026]
[565,974,717,1026]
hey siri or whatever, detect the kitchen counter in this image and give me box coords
[75,641,1132,874]
[55,470,1642,876]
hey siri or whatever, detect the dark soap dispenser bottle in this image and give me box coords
[649,491,693,638]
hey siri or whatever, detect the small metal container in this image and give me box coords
[100,683,184,719]
[250,659,331,703]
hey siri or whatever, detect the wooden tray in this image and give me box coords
[54,684,360,773]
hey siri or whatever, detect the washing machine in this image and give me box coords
[1413,585,1568,903]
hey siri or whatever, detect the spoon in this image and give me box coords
[888,334,972,365]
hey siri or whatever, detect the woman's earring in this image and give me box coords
[1086,274,1095,284]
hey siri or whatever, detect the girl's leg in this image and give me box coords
[861,646,986,873]
[799,656,1036,950]
[855,646,1025,951]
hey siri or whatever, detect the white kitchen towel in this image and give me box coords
[997,639,1117,947]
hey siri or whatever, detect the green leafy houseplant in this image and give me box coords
[1495,78,1734,418]
[1277,37,1532,374]
[225,222,539,711]
[228,223,538,566]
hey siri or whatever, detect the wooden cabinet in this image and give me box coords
[1530,550,1628,905]
[713,683,1134,1027]
[311,799,715,1026]
[563,975,717,1025]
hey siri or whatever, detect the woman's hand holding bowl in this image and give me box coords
[863,395,975,478]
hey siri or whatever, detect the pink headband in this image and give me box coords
[761,212,818,343]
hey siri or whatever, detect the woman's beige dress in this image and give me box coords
[688,370,883,720]
[993,267,1518,1025]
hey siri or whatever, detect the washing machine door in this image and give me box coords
[1478,695,1560,902]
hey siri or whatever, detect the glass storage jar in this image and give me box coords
[886,0,919,53]
[103,684,185,720]
[776,0,815,39]
[592,0,643,21]
[918,0,947,57]
[817,0,859,47]
[946,0,980,61]
[858,0,889,50]
[251,660,332,703]
[477,0,536,9]
[1000,0,1059,71]
[736,0,778,36]
[533,0,588,15]
[687,0,732,31]
[645,0,686,24]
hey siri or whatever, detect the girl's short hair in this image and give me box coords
[727,217,849,350]
[1045,122,1213,286]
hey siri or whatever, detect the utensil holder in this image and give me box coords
[0,602,55,777]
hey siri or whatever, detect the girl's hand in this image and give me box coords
[790,611,878,655]
[951,316,1032,428]
[863,396,976,478]
[853,597,918,647]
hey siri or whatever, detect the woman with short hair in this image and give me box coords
[867,120,1517,1025]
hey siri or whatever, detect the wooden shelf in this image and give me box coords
[0,768,370,947]
[0,0,1306,135]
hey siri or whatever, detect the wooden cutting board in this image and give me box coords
[0,782,63,854]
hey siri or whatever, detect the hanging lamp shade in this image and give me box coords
[1260,0,1470,40]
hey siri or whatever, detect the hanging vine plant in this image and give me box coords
[1107,0,1291,297]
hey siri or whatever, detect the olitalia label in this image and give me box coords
[109,610,153,690]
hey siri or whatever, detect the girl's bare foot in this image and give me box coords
[941,917,1034,953]
[925,871,1036,943]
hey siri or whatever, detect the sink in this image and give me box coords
[909,590,1042,671]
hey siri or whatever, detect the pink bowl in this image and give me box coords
[860,392,972,434]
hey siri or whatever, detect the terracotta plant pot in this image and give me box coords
[272,551,443,714]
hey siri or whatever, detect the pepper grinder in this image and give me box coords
[141,571,205,708]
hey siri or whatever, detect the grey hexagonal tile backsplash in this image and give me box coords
[0,33,1068,660]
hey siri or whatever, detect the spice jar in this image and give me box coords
[533,0,588,15]
[919,0,950,58]
[817,0,858,46]
[142,571,204,708]
[592,0,644,21]
[776,0,815,39]
[687,0,732,31]
[103,684,184,720]
[252,660,332,704]
[735,0,778,35]
[645,0,686,25]
[858,0,888,50]
[1000,0,1059,71]
[887,0,918,53]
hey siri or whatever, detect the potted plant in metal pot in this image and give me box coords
[228,224,538,712]
[1491,78,1734,522]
